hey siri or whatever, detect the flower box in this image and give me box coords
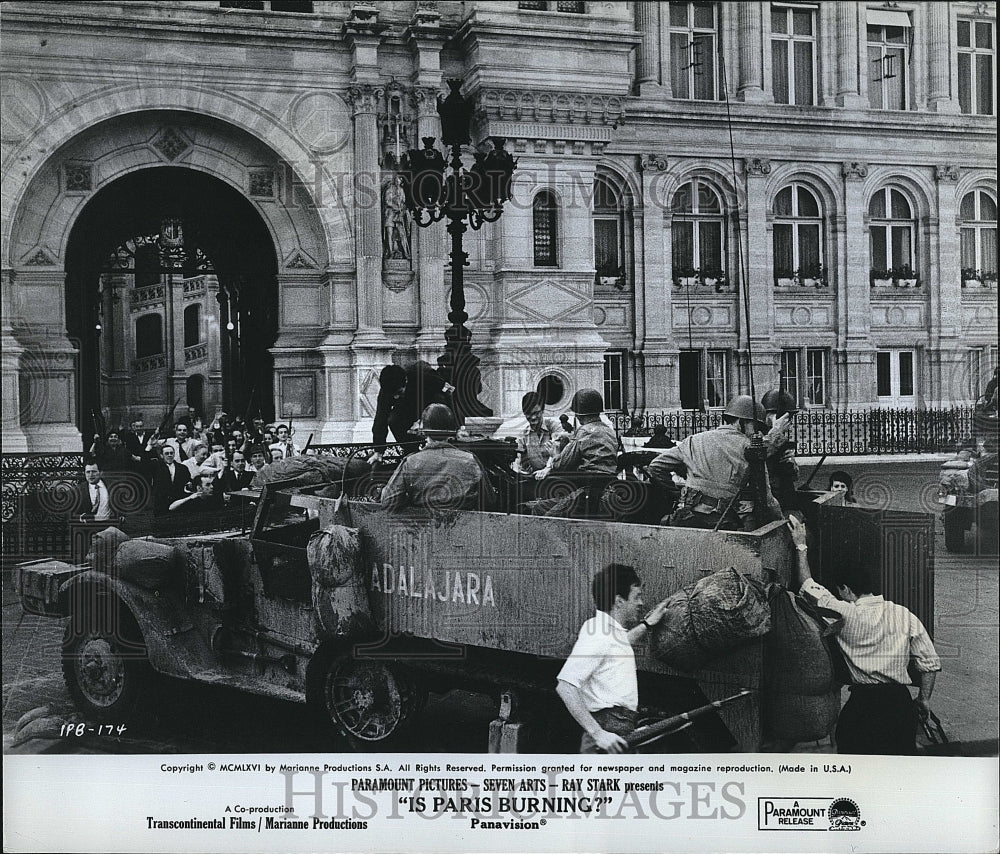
[872,278,893,288]
[896,278,918,288]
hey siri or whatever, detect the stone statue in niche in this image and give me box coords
[382,175,412,261]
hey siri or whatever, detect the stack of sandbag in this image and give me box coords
[762,587,842,744]
[87,527,130,573]
[250,455,369,493]
[307,526,376,638]
[110,538,185,592]
[649,567,771,672]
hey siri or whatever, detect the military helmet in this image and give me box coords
[761,389,799,416]
[724,394,758,421]
[419,403,458,436]
[570,388,604,416]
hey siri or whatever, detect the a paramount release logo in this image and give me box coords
[758,797,865,831]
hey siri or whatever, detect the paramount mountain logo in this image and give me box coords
[758,797,865,831]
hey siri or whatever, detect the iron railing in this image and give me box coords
[610,406,977,456]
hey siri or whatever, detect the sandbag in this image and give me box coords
[650,567,770,672]
[765,590,837,696]
[307,526,375,638]
[111,538,183,591]
[251,454,369,492]
[87,527,130,574]
[763,689,841,744]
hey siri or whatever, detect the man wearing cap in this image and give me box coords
[540,389,619,517]
[647,394,782,530]
[760,389,800,513]
[380,403,496,512]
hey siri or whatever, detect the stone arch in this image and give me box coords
[861,166,935,221]
[7,110,335,272]
[666,163,741,213]
[954,170,998,213]
[764,163,842,221]
[1,80,353,265]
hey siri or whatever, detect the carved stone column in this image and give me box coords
[348,84,388,345]
[636,2,662,92]
[737,2,767,103]
[927,4,959,114]
[835,2,867,108]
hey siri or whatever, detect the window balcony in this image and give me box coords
[672,267,733,293]
[869,266,920,289]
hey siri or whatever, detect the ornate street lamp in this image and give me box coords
[399,79,516,422]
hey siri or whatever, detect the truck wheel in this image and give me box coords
[313,652,422,750]
[943,511,966,553]
[62,598,153,724]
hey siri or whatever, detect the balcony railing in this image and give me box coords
[610,406,978,456]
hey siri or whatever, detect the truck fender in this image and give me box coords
[60,571,203,679]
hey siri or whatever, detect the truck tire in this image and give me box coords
[309,648,424,751]
[943,511,966,553]
[61,594,153,724]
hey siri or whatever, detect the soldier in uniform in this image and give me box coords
[760,389,800,513]
[647,394,782,530]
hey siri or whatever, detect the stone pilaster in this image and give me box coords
[635,2,662,93]
[744,158,772,349]
[835,2,867,109]
[737,2,767,103]
[1,268,28,450]
[934,164,962,404]
[411,86,447,356]
[842,161,874,405]
[348,83,389,347]
[927,3,959,114]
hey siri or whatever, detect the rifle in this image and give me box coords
[801,454,827,490]
[619,689,754,750]
[154,397,183,440]
[90,407,107,439]
[302,433,314,454]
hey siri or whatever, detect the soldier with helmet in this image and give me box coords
[760,388,800,513]
[380,403,496,512]
[540,389,619,517]
[647,394,782,530]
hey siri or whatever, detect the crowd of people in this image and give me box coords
[83,407,306,518]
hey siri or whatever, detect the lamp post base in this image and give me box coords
[438,324,492,424]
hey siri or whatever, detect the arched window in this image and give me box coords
[184,303,202,348]
[593,176,627,284]
[672,180,725,284]
[869,187,916,281]
[533,191,558,266]
[134,314,163,359]
[960,189,998,285]
[772,184,824,285]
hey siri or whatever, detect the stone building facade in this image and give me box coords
[1,1,996,451]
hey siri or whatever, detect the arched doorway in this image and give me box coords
[64,167,278,435]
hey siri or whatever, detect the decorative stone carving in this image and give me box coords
[348,85,382,116]
[249,169,275,198]
[744,157,771,176]
[411,86,440,117]
[533,140,547,154]
[478,89,625,127]
[64,163,91,192]
[23,248,55,266]
[344,3,384,36]
[409,1,441,32]
[842,161,869,180]
[286,252,315,269]
[382,176,411,260]
[383,263,414,292]
[640,154,668,172]
[154,127,189,161]
[935,164,960,182]
[552,140,566,154]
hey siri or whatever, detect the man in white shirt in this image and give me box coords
[556,563,670,754]
[163,423,196,461]
[269,423,299,459]
[182,443,213,478]
[788,515,941,755]
[78,461,114,522]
